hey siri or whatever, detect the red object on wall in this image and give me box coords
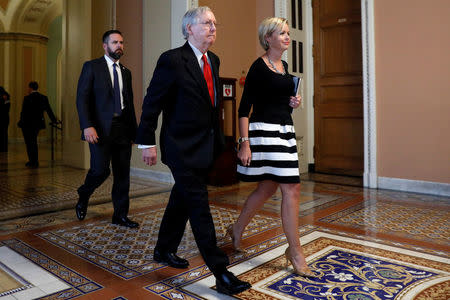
[239,76,246,86]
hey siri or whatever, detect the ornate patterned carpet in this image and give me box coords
[180,230,449,300]
[35,205,281,280]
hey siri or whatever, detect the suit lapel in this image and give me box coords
[181,43,212,106]
[119,63,129,106]
[100,57,114,98]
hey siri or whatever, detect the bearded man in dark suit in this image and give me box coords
[18,81,57,167]
[136,7,250,296]
[75,30,138,228]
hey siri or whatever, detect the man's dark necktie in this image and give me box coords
[113,63,122,115]
[202,54,214,106]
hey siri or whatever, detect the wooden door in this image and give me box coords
[313,0,363,176]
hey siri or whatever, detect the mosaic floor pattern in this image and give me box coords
[320,200,450,245]
[210,183,355,217]
[36,205,281,279]
[0,164,171,221]
[0,156,449,299]
[0,181,345,236]
[0,240,101,299]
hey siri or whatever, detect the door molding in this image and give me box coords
[276,0,377,188]
[274,0,288,61]
[361,0,377,188]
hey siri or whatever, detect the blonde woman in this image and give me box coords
[228,17,314,277]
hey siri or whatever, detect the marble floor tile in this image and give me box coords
[0,143,449,299]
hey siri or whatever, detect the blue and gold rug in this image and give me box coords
[176,230,450,300]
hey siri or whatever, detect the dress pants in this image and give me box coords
[0,124,8,152]
[155,165,229,274]
[78,117,132,218]
[22,127,40,164]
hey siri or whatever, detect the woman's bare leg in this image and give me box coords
[280,183,311,272]
[232,180,278,247]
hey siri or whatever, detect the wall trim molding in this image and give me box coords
[0,32,48,43]
[188,0,198,8]
[274,0,287,18]
[131,167,174,184]
[378,177,450,197]
[361,0,377,188]
[170,0,198,49]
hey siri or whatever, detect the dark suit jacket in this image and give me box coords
[136,42,225,169]
[0,91,10,127]
[76,56,137,141]
[18,92,56,129]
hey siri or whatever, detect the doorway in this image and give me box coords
[312,0,364,176]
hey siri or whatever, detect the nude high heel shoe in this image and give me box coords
[284,246,316,278]
[226,224,246,252]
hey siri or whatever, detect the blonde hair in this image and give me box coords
[258,17,288,50]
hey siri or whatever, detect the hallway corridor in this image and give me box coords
[0,144,449,299]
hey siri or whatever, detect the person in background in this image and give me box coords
[75,30,138,228]
[0,86,10,152]
[136,6,251,296]
[228,17,316,278]
[18,81,57,168]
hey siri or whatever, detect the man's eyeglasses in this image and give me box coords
[198,21,219,28]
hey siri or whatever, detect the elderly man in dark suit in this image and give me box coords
[76,30,138,228]
[18,81,57,167]
[136,7,250,296]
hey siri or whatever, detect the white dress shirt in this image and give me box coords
[104,54,124,110]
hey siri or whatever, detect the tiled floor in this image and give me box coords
[0,143,449,299]
[0,144,171,221]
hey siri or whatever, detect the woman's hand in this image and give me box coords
[289,95,301,109]
[238,142,252,166]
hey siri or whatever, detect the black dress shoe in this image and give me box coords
[216,270,251,295]
[75,202,87,220]
[75,191,89,220]
[112,216,139,228]
[153,249,189,269]
[25,162,39,168]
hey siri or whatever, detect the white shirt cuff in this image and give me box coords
[138,145,155,149]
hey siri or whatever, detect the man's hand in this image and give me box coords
[83,127,99,144]
[143,147,157,166]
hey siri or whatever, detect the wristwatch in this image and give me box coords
[238,137,249,144]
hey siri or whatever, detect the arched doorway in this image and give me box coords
[0,0,62,163]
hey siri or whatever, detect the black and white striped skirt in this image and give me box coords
[237,122,300,184]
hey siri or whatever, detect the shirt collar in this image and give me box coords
[104,54,120,67]
[188,41,208,63]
